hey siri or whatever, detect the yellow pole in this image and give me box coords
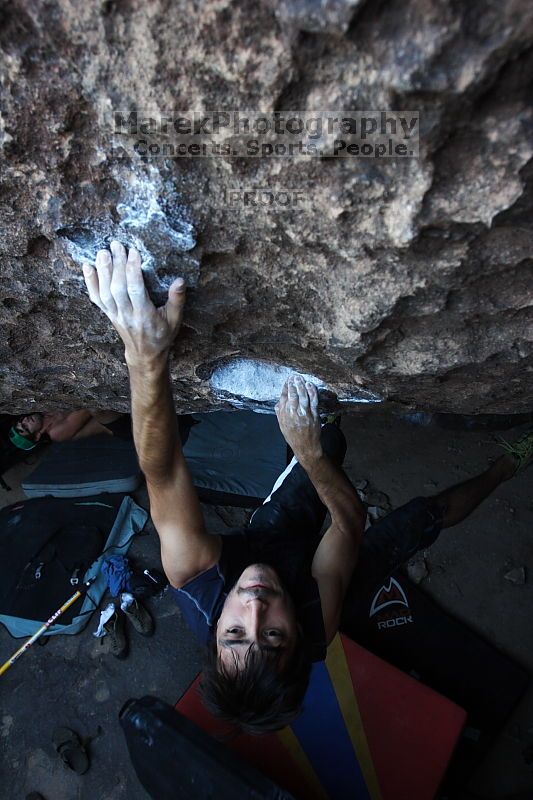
[0,588,84,677]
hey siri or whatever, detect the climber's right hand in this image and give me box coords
[83,241,186,365]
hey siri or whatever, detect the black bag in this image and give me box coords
[120,696,294,800]
[0,494,125,627]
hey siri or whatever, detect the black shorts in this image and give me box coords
[349,495,444,595]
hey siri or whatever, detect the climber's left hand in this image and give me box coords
[275,374,323,468]
[83,241,186,365]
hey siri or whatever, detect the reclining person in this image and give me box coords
[12,407,193,448]
[83,242,532,734]
[11,409,131,445]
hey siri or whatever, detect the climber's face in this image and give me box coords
[15,413,43,437]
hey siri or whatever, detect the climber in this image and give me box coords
[82,241,533,735]
[82,241,364,731]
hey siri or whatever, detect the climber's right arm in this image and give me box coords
[83,242,221,587]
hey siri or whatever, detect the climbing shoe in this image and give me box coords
[320,413,341,427]
[122,597,154,637]
[103,609,128,659]
[498,429,533,475]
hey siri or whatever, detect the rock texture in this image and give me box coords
[0,0,532,414]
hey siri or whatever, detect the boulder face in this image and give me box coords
[1,0,532,415]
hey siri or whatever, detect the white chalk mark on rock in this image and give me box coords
[209,358,382,408]
[210,360,327,404]
[58,164,198,302]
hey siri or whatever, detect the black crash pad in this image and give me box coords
[22,435,141,498]
[182,411,288,507]
[340,570,529,787]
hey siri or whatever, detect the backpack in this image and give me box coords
[0,493,147,635]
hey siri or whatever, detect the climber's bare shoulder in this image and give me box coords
[147,473,222,589]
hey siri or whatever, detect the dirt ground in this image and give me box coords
[0,412,532,800]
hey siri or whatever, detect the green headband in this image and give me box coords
[9,426,37,451]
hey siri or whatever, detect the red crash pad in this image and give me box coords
[177,633,466,800]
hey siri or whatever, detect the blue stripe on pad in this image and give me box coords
[290,661,372,799]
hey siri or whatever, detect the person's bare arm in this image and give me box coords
[70,416,113,440]
[275,376,365,643]
[83,241,221,587]
[48,410,106,442]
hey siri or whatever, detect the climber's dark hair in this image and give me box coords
[199,633,313,735]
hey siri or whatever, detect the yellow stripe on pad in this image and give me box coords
[325,634,383,800]
[276,725,329,800]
